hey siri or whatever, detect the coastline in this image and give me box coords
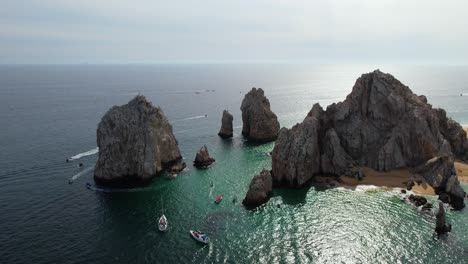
[314,160,468,196]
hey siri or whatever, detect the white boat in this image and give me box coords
[190,230,210,244]
[158,198,168,232]
[158,214,168,232]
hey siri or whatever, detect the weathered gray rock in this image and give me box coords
[414,156,465,210]
[218,110,233,138]
[94,95,185,186]
[243,169,273,208]
[240,88,280,142]
[271,70,467,209]
[435,202,452,236]
[193,145,215,168]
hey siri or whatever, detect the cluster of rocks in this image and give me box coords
[268,70,467,210]
[94,86,281,187]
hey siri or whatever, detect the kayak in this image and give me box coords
[158,214,168,232]
[190,230,210,244]
[215,195,222,204]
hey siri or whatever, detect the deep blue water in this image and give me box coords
[0,64,467,263]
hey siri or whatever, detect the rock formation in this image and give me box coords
[435,202,452,236]
[243,169,273,208]
[94,95,186,186]
[271,70,467,209]
[414,156,465,210]
[240,88,280,142]
[193,145,215,168]
[218,110,233,138]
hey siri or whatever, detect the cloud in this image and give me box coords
[1,0,468,63]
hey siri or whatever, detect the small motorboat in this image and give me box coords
[190,230,210,244]
[215,195,223,204]
[158,214,168,232]
[85,182,92,189]
[68,179,74,184]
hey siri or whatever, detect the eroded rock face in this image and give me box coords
[193,145,215,168]
[243,169,273,208]
[415,156,465,210]
[94,95,185,186]
[240,88,280,142]
[271,70,467,209]
[218,110,233,138]
[435,202,452,236]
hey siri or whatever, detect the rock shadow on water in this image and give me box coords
[271,184,314,207]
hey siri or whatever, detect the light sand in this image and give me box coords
[314,162,468,196]
[455,161,468,183]
[340,167,435,195]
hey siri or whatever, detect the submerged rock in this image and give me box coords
[243,169,273,208]
[94,95,185,186]
[193,145,215,168]
[218,110,233,138]
[240,88,280,142]
[435,202,452,236]
[271,70,467,209]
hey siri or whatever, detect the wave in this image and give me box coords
[67,147,98,161]
[69,166,94,182]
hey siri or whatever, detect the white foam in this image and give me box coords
[70,166,94,181]
[173,115,207,123]
[67,147,98,161]
[354,185,380,192]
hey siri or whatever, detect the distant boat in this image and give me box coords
[158,198,168,232]
[158,214,168,232]
[85,182,91,189]
[189,230,210,244]
[215,195,223,204]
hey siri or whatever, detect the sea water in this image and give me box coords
[0,64,467,263]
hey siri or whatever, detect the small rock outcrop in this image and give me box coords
[94,95,185,186]
[271,70,467,209]
[243,169,273,208]
[218,110,233,138]
[193,145,215,168]
[435,202,452,236]
[408,194,427,207]
[240,88,280,142]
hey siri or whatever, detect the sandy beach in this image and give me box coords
[315,160,468,196]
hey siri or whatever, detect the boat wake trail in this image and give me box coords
[67,147,98,161]
[173,115,207,123]
[86,185,158,193]
[70,166,94,182]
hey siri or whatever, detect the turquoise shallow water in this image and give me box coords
[0,64,467,263]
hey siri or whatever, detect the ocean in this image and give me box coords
[0,64,467,263]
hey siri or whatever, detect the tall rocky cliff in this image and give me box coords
[240,88,280,142]
[94,95,185,186]
[271,70,467,209]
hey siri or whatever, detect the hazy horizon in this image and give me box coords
[2,0,468,64]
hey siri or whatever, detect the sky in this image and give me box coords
[1,0,468,64]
